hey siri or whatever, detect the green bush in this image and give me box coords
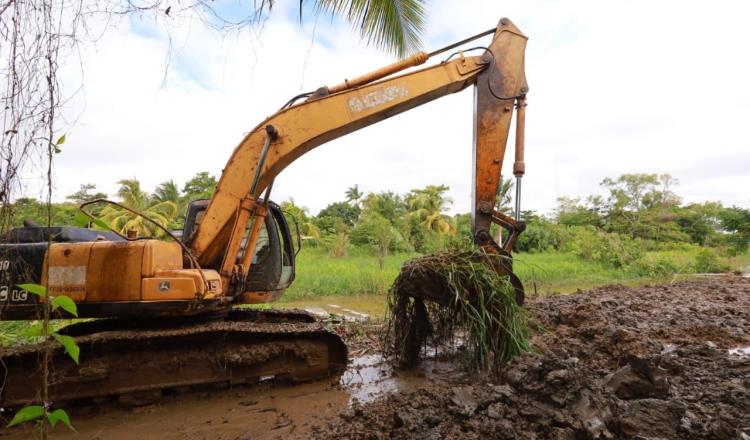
[515,221,572,253]
[631,256,678,278]
[569,226,642,268]
[322,231,351,257]
[350,213,410,253]
[694,248,729,273]
[652,240,701,252]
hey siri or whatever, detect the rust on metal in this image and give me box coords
[0,309,347,407]
[327,51,429,95]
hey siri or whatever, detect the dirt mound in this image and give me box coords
[314,277,750,439]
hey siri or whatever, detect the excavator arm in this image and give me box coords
[188,18,529,300]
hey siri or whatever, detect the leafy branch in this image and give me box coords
[5,284,78,432]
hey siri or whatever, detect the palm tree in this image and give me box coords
[155,179,189,224]
[495,177,514,243]
[153,180,180,204]
[406,185,455,235]
[345,184,364,207]
[99,178,178,238]
[496,177,514,214]
[115,178,150,210]
[312,0,426,57]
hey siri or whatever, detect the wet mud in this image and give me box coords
[2,278,749,439]
[316,277,750,439]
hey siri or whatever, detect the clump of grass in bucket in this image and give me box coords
[383,249,530,374]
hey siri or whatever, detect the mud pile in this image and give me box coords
[314,278,750,439]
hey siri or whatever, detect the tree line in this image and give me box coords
[7,172,750,270]
[521,173,749,257]
[10,172,217,237]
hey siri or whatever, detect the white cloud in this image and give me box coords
[35,0,750,215]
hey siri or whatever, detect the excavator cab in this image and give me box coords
[183,199,296,302]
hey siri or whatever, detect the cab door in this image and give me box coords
[183,199,296,299]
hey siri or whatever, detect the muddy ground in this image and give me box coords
[2,277,749,439]
[317,277,750,439]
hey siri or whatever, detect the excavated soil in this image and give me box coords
[1,277,748,439]
[315,277,750,439]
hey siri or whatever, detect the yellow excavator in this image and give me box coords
[0,18,528,406]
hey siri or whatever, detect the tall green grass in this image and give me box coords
[282,247,747,301]
[284,247,418,299]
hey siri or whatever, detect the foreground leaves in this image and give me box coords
[7,406,44,427]
[7,406,75,431]
[52,333,80,364]
[51,295,78,317]
[47,409,74,430]
[18,284,46,298]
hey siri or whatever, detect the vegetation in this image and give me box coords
[6,171,749,289]
[8,172,218,238]
[385,250,529,373]
[277,172,749,300]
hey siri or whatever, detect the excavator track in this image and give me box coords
[0,309,347,407]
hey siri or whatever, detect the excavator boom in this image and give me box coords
[189,18,528,300]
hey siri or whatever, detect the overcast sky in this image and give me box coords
[25,0,750,215]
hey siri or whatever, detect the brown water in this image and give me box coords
[0,353,461,440]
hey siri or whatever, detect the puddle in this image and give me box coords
[341,355,399,403]
[302,306,330,319]
[661,343,677,354]
[281,294,387,320]
[327,304,370,322]
[340,353,460,404]
[728,346,750,358]
[302,304,372,323]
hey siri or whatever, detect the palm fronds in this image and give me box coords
[313,0,426,58]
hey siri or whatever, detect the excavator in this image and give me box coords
[0,18,528,407]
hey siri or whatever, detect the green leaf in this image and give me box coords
[73,211,110,231]
[47,409,74,430]
[17,283,46,298]
[7,405,44,427]
[23,322,44,337]
[51,295,78,317]
[73,211,90,227]
[91,218,110,230]
[52,333,80,364]
[56,134,66,145]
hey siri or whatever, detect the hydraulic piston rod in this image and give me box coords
[513,97,527,221]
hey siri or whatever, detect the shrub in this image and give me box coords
[515,221,571,253]
[322,232,351,257]
[569,227,642,268]
[350,213,410,253]
[631,256,678,278]
[694,248,729,273]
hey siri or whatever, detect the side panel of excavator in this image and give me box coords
[0,238,223,320]
[0,199,298,319]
